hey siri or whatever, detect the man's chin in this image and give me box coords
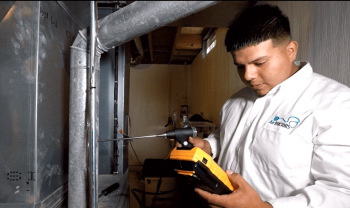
[254,89,268,97]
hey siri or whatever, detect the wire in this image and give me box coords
[151,177,162,208]
[124,115,143,167]
[131,187,179,208]
[130,141,143,167]
[132,48,149,54]
[128,114,132,135]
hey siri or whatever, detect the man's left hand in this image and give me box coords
[195,170,273,208]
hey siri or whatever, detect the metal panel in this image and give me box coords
[60,1,90,28]
[99,49,115,174]
[98,7,115,175]
[116,43,130,175]
[36,1,80,203]
[0,1,90,206]
[0,1,40,204]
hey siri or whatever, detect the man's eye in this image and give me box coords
[255,62,265,66]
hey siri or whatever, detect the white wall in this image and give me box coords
[188,28,246,126]
[129,64,186,166]
[265,1,350,86]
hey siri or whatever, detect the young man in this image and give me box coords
[184,4,350,208]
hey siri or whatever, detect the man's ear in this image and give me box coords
[287,41,298,61]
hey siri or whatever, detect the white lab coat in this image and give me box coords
[205,61,350,207]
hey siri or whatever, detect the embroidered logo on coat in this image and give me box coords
[268,116,300,129]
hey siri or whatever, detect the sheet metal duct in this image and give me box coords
[0,1,90,207]
[69,1,218,207]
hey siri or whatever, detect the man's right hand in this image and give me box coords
[176,137,212,156]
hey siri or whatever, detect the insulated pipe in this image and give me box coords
[69,1,218,208]
[69,14,104,208]
[97,1,218,49]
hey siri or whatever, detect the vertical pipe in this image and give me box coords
[117,44,125,174]
[89,1,98,207]
[69,44,89,208]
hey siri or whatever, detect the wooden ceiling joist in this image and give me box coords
[168,27,182,64]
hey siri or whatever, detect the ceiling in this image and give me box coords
[98,1,256,65]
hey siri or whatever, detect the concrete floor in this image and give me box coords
[98,173,129,208]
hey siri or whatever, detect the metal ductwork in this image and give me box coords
[68,1,218,207]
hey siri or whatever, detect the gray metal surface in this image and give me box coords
[98,2,116,176]
[97,1,218,49]
[61,1,91,28]
[89,2,99,207]
[69,35,103,208]
[68,45,89,208]
[0,1,39,204]
[0,1,90,207]
[57,1,86,29]
[116,43,131,175]
[97,173,129,208]
[99,49,115,174]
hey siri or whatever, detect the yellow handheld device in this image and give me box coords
[170,147,234,195]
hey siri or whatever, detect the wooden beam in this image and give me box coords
[175,34,202,50]
[173,50,200,56]
[180,27,204,35]
[169,27,181,64]
[153,49,172,53]
[147,32,154,62]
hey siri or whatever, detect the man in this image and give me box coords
[182,4,350,208]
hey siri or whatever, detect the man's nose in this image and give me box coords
[243,65,258,81]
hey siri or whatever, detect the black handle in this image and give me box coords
[100,183,120,197]
[166,127,195,149]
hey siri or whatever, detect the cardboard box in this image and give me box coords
[144,177,178,208]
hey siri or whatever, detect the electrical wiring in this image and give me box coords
[130,141,143,167]
[131,187,179,208]
[125,115,144,167]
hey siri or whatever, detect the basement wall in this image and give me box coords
[266,1,350,86]
[188,28,245,126]
[129,64,186,166]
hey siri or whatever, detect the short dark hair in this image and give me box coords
[225,4,291,52]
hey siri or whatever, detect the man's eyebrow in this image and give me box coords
[234,56,268,66]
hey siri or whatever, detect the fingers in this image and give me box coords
[226,170,234,175]
[188,136,198,146]
[226,170,248,191]
[188,137,205,147]
[195,188,227,207]
[175,142,182,147]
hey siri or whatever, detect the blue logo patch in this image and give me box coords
[268,116,300,129]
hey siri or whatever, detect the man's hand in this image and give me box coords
[176,136,212,155]
[195,170,272,208]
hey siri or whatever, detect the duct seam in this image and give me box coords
[97,37,110,52]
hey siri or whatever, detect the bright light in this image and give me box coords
[206,39,216,54]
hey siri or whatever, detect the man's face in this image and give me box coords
[231,39,297,97]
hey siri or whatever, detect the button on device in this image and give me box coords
[202,157,207,164]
